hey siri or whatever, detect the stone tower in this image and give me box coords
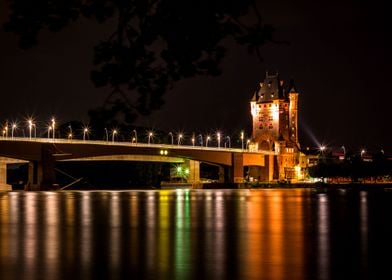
[250,72,300,181]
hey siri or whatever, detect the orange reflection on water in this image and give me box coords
[244,189,305,280]
[0,194,10,260]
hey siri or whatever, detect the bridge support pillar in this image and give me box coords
[186,160,200,185]
[256,154,275,182]
[26,161,41,190]
[0,159,12,191]
[232,153,244,183]
[25,144,57,191]
[218,166,225,183]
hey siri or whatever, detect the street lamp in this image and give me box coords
[4,124,8,138]
[11,123,17,139]
[206,136,210,147]
[241,131,244,150]
[246,139,250,150]
[68,125,73,140]
[361,149,366,157]
[198,134,203,147]
[51,118,55,140]
[148,132,153,144]
[341,145,346,156]
[192,137,195,147]
[83,127,89,141]
[132,129,137,144]
[28,119,33,139]
[47,126,52,139]
[169,132,173,145]
[178,133,183,146]
[112,129,117,143]
[217,132,221,148]
[104,128,109,142]
[225,136,231,148]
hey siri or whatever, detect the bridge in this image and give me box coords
[0,137,275,190]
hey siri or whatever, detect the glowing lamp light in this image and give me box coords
[83,127,89,141]
[160,150,168,155]
[148,131,154,144]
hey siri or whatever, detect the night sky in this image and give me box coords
[1,1,391,153]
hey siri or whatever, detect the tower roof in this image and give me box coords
[255,72,286,103]
[287,79,298,93]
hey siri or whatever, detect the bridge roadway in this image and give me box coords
[0,137,274,190]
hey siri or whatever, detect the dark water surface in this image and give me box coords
[1,188,391,280]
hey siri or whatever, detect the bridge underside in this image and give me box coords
[60,155,185,163]
[0,140,273,190]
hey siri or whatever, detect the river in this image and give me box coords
[0,188,391,279]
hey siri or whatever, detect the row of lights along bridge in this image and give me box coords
[1,118,251,149]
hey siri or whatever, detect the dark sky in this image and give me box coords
[1,1,391,153]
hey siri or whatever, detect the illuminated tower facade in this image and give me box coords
[250,72,300,181]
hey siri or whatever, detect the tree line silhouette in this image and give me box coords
[308,150,392,183]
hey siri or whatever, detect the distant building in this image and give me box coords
[250,72,306,182]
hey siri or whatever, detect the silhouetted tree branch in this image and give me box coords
[4,0,275,124]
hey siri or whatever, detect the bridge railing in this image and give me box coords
[0,136,273,154]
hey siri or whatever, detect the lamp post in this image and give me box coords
[217,132,221,148]
[68,125,73,140]
[361,149,366,157]
[225,136,231,148]
[28,119,33,139]
[51,118,55,140]
[241,131,244,150]
[246,139,250,150]
[192,137,195,147]
[148,132,153,144]
[198,134,203,147]
[206,136,210,147]
[178,133,183,146]
[112,129,117,143]
[47,126,52,139]
[11,123,16,139]
[341,145,346,157]
[169,132,173,145]
[132,129,137,144]
[104,128,108,142]
[4,124,8,138]
[83,127,89,141]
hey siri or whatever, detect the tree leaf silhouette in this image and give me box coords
[4,0,275,126]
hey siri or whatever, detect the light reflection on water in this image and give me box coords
[0,188,391,280]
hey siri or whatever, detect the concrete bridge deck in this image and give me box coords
[0,137,275,190]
